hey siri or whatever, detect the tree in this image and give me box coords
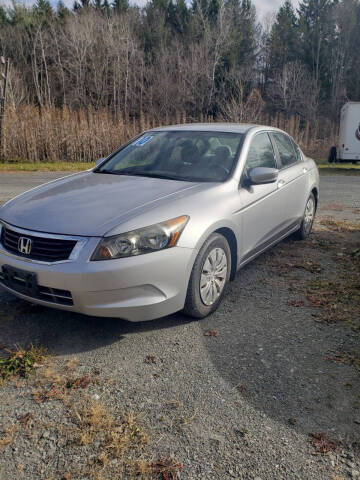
[57,1,70,21]
[268,1,300,74]
[34,0,54,20]
[297,0,335,90]
[113,0,129,14]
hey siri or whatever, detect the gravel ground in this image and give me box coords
[0,172,359,480]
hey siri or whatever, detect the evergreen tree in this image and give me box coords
[297,0,336,88]
[34,0,54,19]
[268,1,300,74]
[113,0,129,13]
[0,6,8,25]
[223,0,257,70]
[57,0,70,20]
[102,0,111,16]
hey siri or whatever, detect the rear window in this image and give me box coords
[272,133,298,168]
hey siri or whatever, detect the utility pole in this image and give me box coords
[0,56,9,160]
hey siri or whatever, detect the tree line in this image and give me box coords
[0,0,359,160]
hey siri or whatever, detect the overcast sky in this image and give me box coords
[254,0,299,19]
[1,0,300,19]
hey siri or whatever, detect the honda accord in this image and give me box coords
[0,124,319,321]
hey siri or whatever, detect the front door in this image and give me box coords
[237,132,287,264]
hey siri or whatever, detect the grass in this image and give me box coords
[0,161,94,172]
[0,157,359,174]
[0,344,47,384]
[318,217,360,232]
[315,159,360,175]
[0,352,184,479]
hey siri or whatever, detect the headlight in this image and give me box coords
[91,215,189,261]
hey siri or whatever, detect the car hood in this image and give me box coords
[0,171,203,236]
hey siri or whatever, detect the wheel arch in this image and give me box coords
[311,186,319,210]
[215,227,238,281]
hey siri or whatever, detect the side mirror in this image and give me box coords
[248,167,278,185]
[96,157,105,166]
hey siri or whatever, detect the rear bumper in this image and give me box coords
[0,245,197,321]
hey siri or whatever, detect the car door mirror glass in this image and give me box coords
[249,167,278,185]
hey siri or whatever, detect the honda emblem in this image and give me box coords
[18,237,32,255]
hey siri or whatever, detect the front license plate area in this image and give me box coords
[1,265,38,297]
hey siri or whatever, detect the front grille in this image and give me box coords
[0,270,73,306]
[1,226,77,262]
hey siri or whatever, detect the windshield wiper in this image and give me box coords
[95,168,114,174]
[95,168,194,182]
[109,170,191,181]
[123,172,183,180]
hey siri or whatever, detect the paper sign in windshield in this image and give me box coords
[135,136,153,147]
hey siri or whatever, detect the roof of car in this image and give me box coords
[149,123,266,134]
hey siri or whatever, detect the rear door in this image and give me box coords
[270,132,308,229]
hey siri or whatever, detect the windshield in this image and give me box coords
[96,131,244,182]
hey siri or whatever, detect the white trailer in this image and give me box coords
[337,102,360,163]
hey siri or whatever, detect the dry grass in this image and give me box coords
[0,162,93,171]
[305,277,360,324]
[1,105,337,164]
[67,397,154,479]
[0,350,183,479]
[266,217,360,327]
[318,217,360,232]
[0,423,19,449]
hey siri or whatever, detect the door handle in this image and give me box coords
[277,179,286,188]
[303,167,308,173]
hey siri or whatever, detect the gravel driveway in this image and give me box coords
[0,172,359,480]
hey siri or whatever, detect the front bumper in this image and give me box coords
[0,241,197,321]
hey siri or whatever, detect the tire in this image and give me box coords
[328,146,337,164]
[294,193,316,240]
[182,233,231,319]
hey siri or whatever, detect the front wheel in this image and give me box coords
[294,193,316,240]
[182,233,231,319]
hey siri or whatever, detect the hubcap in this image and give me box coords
[304,197,315,233]
[200,247,228,306]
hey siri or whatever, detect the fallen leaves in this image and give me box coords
[204,329,219,337]
[151,458,184,480]
[18,412,34,428]
[309,432,338,455]
[66,374,91,390]
[324,353,360,370]
[318,217,360,232]
[288,299,305,307]
[144,355,156,364]
[235,384,248,395]
[33,384,64,404]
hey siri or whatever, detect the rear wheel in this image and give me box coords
[183,233,231,318]
[294,193,316,240]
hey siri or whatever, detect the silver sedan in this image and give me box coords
[0,124,319,321]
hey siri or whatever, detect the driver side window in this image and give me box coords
[245,133,277,173]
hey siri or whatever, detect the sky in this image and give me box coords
[254,0,299,19]
[0,0,300,19]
